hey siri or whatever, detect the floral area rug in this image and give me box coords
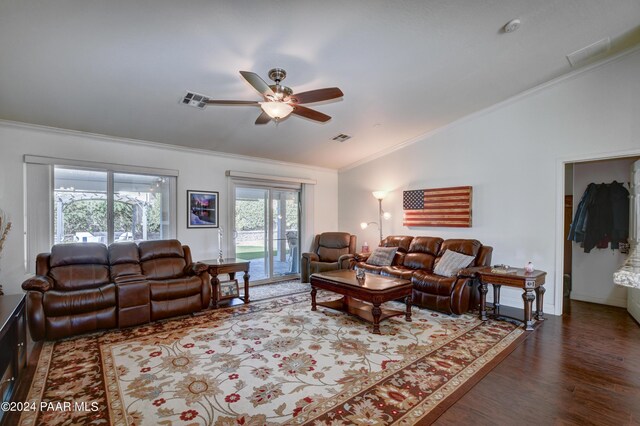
[20,292,524,425]
[242,281,310,302]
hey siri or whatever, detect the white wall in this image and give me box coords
[571,158,636,307]
[338,48,640,315]
[0,123,339,295]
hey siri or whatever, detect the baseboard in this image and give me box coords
[569,292,627,308]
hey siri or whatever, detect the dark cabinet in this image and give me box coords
[0,295,26,425]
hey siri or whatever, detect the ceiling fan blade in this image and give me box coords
[290,87,344,104]
[239,71,275,97]
[291,105,331,122]
[255,111,271,125]
[206,100,260,105]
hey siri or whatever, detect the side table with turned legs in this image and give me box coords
[476,267,547,331]
[199,259,250,308]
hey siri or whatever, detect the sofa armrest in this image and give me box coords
[185,262,209,276]
[301,252,319,263]
[457,266,487,279]
[353,252,371,263]
[22,275,53,292]
[338,253,355,270]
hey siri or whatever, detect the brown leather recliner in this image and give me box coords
[301,232,357,283]
[22,240,211,341]
[410,239,492,315]
[137,240,211,321]
[21,243,117,341]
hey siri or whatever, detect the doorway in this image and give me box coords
[562,156,639,314]
[232,183,300,284]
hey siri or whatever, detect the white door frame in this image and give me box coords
[555,148,640,315]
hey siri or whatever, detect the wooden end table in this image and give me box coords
[476,267,547,331]
[200,258,250,308]
[310,270,412,334]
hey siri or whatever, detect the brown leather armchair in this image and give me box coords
[301,232,356,283]
[138,240,211,321]
[21,243,117,341]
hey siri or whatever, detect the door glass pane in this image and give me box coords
[53,168,108,244]
[272,190,300,277]
[235,187,269,281]
[114,173,172,242]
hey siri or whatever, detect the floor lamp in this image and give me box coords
[360,191,391,243]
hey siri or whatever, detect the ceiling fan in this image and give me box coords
[205,68,344,124]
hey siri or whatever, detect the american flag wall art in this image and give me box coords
[403,186,472,227]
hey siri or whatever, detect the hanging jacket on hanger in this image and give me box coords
[569,181,630,253]
[583,183,612,253]
[609,181,629,249]
[568,183,596,243]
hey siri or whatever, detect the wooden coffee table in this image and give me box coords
[310,270,412,334]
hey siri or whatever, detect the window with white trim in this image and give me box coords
[24,155,178,272]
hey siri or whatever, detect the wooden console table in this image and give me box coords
[476,267,546,331]
[200,258,250,308]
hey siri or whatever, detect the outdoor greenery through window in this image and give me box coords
[53,167,174,244]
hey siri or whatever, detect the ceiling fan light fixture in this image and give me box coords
[260,101,293,120]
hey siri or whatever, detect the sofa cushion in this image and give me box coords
[149,277,203,301]
[433,249,475,277]
[50,243,108,267]
[438,239,482,258]
[380,266,414,280]
[380,236,413,253]
[109,242,143,280]
[142,258,188,280]
[355,262,384,274]
[317,246,349,262]
[310,261,340,274]
[366,247,398,266]
[408,236,443,255]
[43,284,116,316]
[49,264,111,291]
[138,239,184,262]
[412,272,458,296]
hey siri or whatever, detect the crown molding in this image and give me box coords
[0,119,338,174]
[339,44,640,173]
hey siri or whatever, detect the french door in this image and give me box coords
[232,183,300,283]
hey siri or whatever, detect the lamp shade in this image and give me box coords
[260,101,293,120]
[372,191,387,200]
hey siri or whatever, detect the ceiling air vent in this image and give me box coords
[566,38,610,68]
[332,134,352,142]
[181,91,209,109]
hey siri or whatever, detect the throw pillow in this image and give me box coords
[433,249,476,277]
[365,247,398,266]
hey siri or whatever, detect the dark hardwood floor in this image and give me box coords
[9,299,640,425]
[435,299,640,426]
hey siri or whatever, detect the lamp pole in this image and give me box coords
[377,198,383,243]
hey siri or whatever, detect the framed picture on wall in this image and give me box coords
[187,190,219,228]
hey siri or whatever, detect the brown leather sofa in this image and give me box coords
[353,235,492,315]
[301,232,357,283]
[22,240,210,341]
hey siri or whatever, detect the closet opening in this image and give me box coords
[562,156,639,315]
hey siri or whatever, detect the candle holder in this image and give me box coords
[218,228,224,263]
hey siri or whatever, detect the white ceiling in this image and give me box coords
[1,1,639,170]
